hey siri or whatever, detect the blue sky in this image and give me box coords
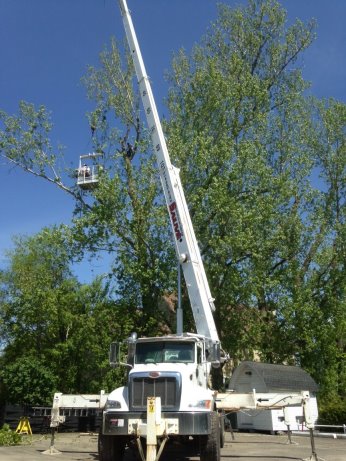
[1,0,345,281]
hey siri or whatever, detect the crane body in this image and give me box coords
[96,2,224,460]
[48,3,315,461]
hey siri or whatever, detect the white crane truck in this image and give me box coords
[97,1,225,460]
[49,2,315,461]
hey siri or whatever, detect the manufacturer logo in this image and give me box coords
[169,202,183,243]
[149,371,161,379]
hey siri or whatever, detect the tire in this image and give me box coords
[199,411,220,461]
[98,424,126,461]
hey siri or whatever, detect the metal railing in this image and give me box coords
[314,424,346,434]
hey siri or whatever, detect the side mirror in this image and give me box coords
[109,341,133,369]
[109,342,119,368]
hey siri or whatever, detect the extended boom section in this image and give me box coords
[118,0,218,345]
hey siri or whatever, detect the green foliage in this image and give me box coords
[166,0,346,396]
[168,0,314,347]
[72,38,177,330]
[318,397,346,426]
[0,227,140,402]
[0,101,52,168]
[0,101,71,191]
[0,357,57,406]
[0,424,21,446]
[0,0,345,407]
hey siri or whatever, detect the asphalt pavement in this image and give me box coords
[0,431,345,461]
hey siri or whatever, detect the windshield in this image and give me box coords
[135,341,195,364]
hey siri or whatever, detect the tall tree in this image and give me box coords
[74,38,177,332]
[165,0,346,397]
[302,99,346,397]
[0,40,177,336]
[167,0,315,351]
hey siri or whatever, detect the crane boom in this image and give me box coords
[118,0,219,344]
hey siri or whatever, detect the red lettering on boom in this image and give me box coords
[169,202,183,242]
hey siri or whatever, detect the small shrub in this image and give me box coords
[0,424,22,446]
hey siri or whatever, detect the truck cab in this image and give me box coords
[98,333,222,460]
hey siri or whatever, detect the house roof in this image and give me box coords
[230,361,319,393]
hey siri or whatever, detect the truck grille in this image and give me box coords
[129,372,181,411]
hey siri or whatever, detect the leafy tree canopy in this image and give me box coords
[166,0,346,396]
[0,0,345,402]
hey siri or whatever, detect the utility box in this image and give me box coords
[228,361,319,433]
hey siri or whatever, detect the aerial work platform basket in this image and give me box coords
[76,153,103,190]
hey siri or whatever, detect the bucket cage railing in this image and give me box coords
[76,153,103,190]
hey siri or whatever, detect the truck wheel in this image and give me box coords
[98,431,126,461]
[199,411,220,461]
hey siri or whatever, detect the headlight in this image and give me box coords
[104,400,121,410]
[188,400,212,409]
